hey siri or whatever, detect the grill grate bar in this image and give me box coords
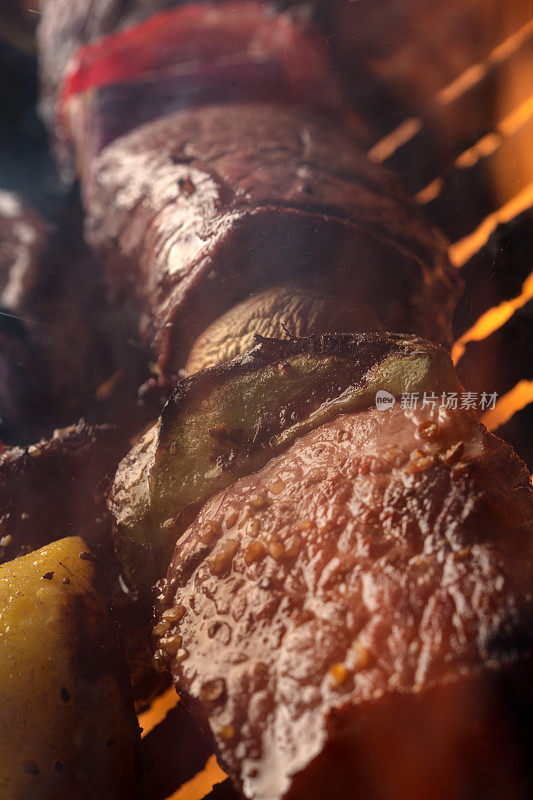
[482,380,533,430]
[139,688,179,738]
[416,91,533,209]
[448,181,533,267]
[452,271,533,363]
[453,210,533,337]
[438,17,533,107]
[367,18,533,168]
[142,702,215,800]
[165,754,227,800]
[367,117,422,164]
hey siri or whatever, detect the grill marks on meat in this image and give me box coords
[86,104,458,383]
[157,406,533,800]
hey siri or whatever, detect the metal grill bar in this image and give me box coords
[416,91,533,207]
[482,380,533,430]
[139,688,179,738]
[449,182,533,266]
[368,18,533,166]
[166,756,226,800]
[452,271,533,362]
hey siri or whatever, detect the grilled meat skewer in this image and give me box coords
[39,1,459,390]
[33,3,532,800]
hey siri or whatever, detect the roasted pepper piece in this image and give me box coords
[110,333,461,594]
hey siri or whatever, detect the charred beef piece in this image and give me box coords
[109,333,460,595]
[86,103,457,385]
[156,402,533,800]
[0,419,127,564]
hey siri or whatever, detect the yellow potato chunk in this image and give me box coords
[0,537,140,799]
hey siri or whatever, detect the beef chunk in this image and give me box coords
[87,104,457,383]
[0,419,127,563]
[157,405,533,800]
